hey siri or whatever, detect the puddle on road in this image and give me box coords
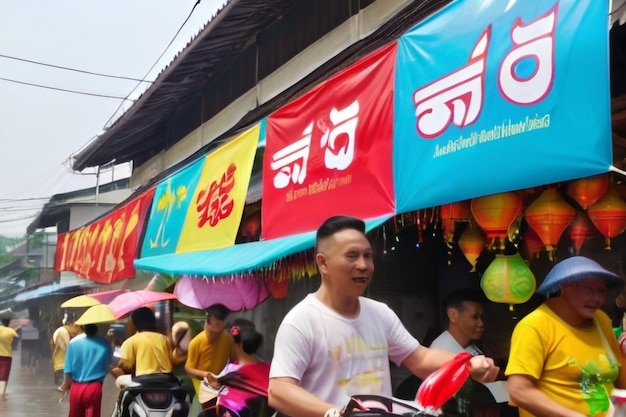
[0,367,69,417]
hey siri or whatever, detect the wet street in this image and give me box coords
[0,349,118,417]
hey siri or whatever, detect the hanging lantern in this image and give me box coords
[441,201,472,244]
[520,226,543,260]
[588,186,626,250]
[524,188,575,260]
[480,252,536,309]
[567,211,596,255]
[267,276,289,300]
[470,192,522,250]
[566,174,609,210]
[508,213,524,245]
[458,226,486,272]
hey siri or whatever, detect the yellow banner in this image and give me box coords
[176,125,260,253]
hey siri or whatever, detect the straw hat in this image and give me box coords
[536,256,623,296]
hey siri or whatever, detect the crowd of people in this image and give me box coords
[3,215,626,417]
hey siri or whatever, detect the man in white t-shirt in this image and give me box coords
[429,288,510,412]
[268,216,500,417]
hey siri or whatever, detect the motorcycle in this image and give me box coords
[114,373,190,417]
[343,352,475,417]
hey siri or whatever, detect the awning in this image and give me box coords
[134,216,389,277]
[14,282,87,303]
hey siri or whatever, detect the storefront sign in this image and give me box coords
[262,43,397,239]
[394,0,611,213]
[141,124,260,257]
[55,190,154,284]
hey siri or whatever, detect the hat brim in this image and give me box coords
[536,256,623,296]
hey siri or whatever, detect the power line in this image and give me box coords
[0,53,153,83]
[0,197,50,202]
[103,0,203,129]
[0,214,38,224]
[0,76,133,100]
[0,207,43,213]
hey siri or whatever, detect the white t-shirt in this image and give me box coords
[429,330,509,403]
[270,294,420,406]
[429,330,483,356]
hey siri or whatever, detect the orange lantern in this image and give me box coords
[267,276,289,300]
[440,201,472,244]
[566,174,609,210]
[524,188,575,260]
[567,211,596,255]
[520,226,543,260]
[458,226,486,272]
[480,252,536,310]
[588,186,626,250]
[470,192,522,250]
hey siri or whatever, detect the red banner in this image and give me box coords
[55,189,155,284]
[262,43,397,239]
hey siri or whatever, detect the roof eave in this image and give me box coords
[70,0,239,172]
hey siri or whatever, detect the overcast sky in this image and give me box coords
[0,0,225,237]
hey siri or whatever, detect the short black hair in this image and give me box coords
[131,307,157,331]
[0,318,10,327]
[83,324,98,336]
[443,288,487,311]
[316,216,366,251]
[205,303,230,322]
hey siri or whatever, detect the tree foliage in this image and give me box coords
[0,235,24,254]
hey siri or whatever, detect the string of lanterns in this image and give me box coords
[380,173,626,309]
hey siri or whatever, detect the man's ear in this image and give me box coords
[316,253,328,274]
[447,307,458,323]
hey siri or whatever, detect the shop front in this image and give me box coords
[50,0,626,414]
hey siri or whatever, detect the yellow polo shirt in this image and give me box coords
[119,331,173,377]
[186,331,233,393]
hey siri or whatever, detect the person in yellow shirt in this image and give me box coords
[185,303,234,416]
[111,307,185,417]
[51,321,83,386]
[112,307,185,379]
[0,318,18,401]
[506,256,626,417]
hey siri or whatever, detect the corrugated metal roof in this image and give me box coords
[70,0,299,171]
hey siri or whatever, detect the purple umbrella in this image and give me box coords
[174,275,269,311]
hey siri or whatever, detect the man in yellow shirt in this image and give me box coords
[0,318,18,401]
[113,307,184,378]
[111,307,185,417]
[51,321,83,386]
[185,303,234,416]
[506,256,626,417]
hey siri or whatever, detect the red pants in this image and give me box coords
[69,381,103,417]
[0,356,11,381]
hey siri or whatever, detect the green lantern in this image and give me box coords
[481,252,536,308]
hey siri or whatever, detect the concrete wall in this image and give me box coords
[69,205,118,230]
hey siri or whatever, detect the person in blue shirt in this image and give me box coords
[59,323,112,417]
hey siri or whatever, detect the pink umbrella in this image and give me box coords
[174,275,269,311]
[61,289,129,308]
[108,290,178,318]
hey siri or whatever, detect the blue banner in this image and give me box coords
[140,157,204,257]
[394,0,611,213]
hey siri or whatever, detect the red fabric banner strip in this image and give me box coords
[55,189,155,283]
